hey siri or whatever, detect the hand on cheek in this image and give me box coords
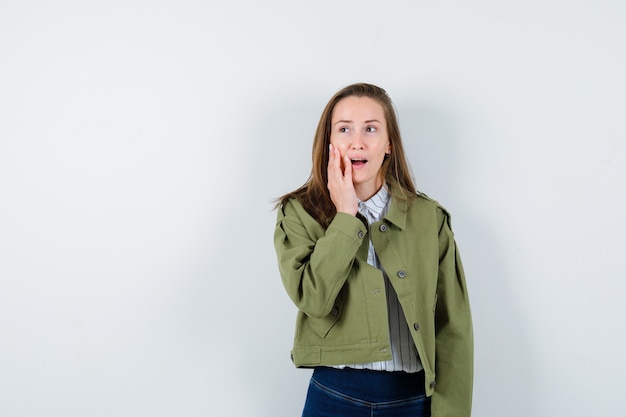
[327,144,358,216]
[335,143,347,170]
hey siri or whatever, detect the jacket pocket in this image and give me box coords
[308,298,344,338]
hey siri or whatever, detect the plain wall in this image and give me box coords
[1,1,625,416]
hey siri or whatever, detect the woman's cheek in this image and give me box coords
[335,142,348,153]
[338,144,349,169]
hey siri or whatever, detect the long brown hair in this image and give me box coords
[276,83,417,227]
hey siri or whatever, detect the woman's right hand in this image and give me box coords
[327,144,358,216]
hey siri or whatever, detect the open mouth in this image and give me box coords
[350,158,368,166]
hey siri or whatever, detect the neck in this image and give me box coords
[355,179,384,201]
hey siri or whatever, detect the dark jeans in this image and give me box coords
[302,367,431,417]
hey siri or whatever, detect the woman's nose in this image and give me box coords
[351,133,364,149]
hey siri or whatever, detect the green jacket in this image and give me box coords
[274,193,473,417]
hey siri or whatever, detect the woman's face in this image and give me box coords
[329,96,391,200]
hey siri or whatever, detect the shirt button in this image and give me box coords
[331,307,339,316]
[379,224,387,232]
[430,380,437,389]
[397,270,406,278]
[357,231,364,239]
[413,323,419,331]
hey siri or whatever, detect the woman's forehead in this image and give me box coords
[332,96,385,123]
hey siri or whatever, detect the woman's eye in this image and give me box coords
[366,126,377,133]
[339,127,350,133]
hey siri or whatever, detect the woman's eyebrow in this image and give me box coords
[333,119,382,126]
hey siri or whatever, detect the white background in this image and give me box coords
[1,1,625,416]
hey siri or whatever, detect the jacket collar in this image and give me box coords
[383,195,412,230]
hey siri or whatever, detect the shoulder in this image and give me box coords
[411,192,453,231]
[276,197,321,228]
[277,197,310,217]
[414,192,450,214]
[277,197,303,221]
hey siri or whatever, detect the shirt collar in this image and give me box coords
[358,185,390,221]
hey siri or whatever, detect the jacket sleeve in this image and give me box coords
[274,200,368,319]
[431,210,474,417]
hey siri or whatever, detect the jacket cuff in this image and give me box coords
[328,212,368,244]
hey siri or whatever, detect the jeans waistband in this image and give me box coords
[312,366,426,403]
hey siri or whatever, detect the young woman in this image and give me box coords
[274,83,473,417]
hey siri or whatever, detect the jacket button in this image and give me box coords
[397,270,406,278]
[413,322,419,331]
[357,231,364,239]
[430,380,437,389]
[379,224,387,232]
[331,307,339,316]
